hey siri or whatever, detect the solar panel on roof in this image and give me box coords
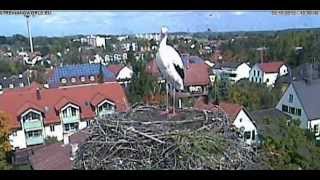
[49,63,116,87]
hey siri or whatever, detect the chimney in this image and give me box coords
[36,88,41,100]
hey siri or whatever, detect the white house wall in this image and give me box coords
[233,109,257,145]
[276,84,308,128]
[9,129,26,149]
[79,121,88,130]
[44,124,63,141]
[279,65,288,76]
[235,63,251,82]
[117,67,133,80]
[263,72,278,87]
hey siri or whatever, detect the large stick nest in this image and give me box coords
[73,105,266,170]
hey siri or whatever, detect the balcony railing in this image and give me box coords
[98,110,115,117]
[24,120,42,131]
[26,135,44,146]
[62,115,80,124]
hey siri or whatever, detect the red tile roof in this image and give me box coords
[90,93,111,107]
[259,61,285,73]
[107,64,124,76]
[0,82,130,130]
[54,96,80,111]
[184,64,210,86]
[146,59,161,77]
[219,102,243,121]
[30,143,72,170]
[193,98,243,122]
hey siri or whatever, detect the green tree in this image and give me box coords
[0,111,12,170]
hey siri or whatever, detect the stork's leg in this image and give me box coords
[166,82,169,113]
[173,83,176,115]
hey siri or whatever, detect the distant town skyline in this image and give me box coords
[1,11,320,37]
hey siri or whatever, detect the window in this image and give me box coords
[254,70,256,76]
[86,121,91,127]
[289,94,293,103]
[244,131,251,140]
[19,83,24,87]
[314,124,319,134]
[266,78,269,83]
[255,77,257,82]
[89,75,95,81]
[80,76,86,82]
[12,131,17,136]
[61,78,67,84]
[0,84,2,90]
[62,107,77,118]
[257,71,260,76]
[62,109,68,118]
[9,84,14,88]
[50,125,55,132]
[289,107,295,114]
[297,109,302,116]
[23,111,41,122]
[239,118,242,123]
[251,77,253,82]
[71,77,77,83]
[282,105,288,112]
[71,108,77,116]
[252,130,255,140]
[27,130,42,138]
[64,123,78,132]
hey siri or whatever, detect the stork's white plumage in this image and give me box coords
[156,26,184,115]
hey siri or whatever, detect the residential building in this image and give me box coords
[107,64,133,86]
[29,129,89,170]
[194,98,257,145]
[249,61,288,87]
[184,63,210,96]
[0,74,30,93]
[276,78,320,134]
[213,62,251,83]
[86,35,106,48]
[47,64,116,88]
[0,82,129,150]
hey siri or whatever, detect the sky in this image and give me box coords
[1,11,320,37]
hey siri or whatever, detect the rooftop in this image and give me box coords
[0,82,129,130]
[258,61,285,73]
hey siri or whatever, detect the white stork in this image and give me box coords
[156,26,184,115]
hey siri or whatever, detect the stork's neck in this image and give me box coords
[160,35,167,47]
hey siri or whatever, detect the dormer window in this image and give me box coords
[61,78,67,84]
[71,77,77,83]
[89,75,95,82]
[9,84,14,88]
[80,76,86,82]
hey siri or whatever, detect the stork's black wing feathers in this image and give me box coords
[173,64,184,80]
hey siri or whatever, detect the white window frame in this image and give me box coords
[71,77,77,83]
[80,76,86,82]
[61,78,67,84]
[89,75,95,81]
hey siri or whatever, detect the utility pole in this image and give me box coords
[25,15,34,53]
